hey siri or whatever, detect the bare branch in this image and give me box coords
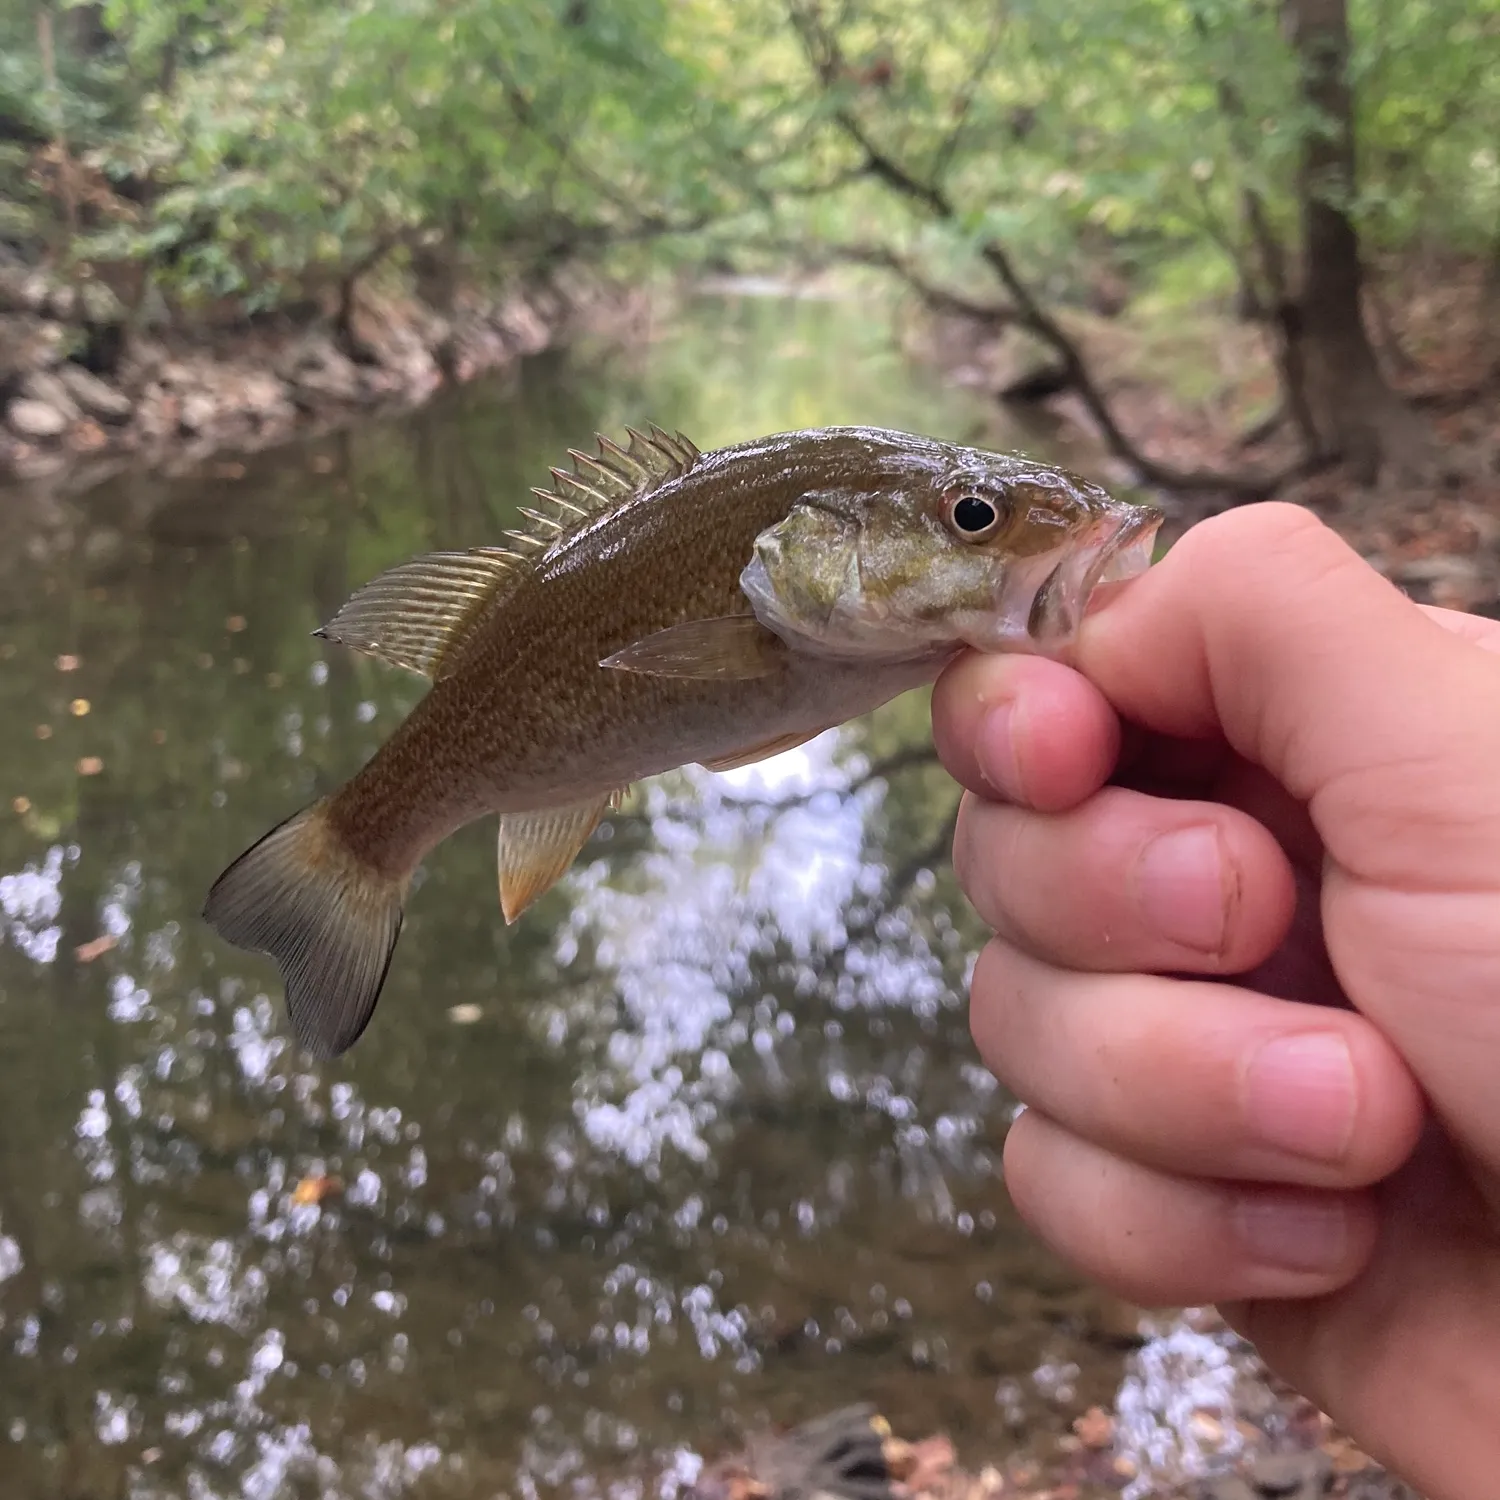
[813,240,1016,324]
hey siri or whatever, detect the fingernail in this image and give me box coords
[1234,1197,1349,1272]
[1135,825,1229,954]
[1243,1032,1356,1164]
[977,702,1026,802]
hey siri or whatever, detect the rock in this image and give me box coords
[1393,554,1482,585]
[283,337,364,403]
[0,269,54,315]
[178,392,218,434]
[0,315,66,382]
[20,370,83,422]
[76,279,126,325]
[7,398,69,439]
[56,365,133,425]
[1191,1479,1257,1500]
[495,297,551,355]
[237,371,296,425]
[1249,1448,1331,1499]
[44,284,78,321]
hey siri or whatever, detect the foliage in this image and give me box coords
[0,0,1496,321]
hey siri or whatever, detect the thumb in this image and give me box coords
[1076,502,1500,1178]
[1077,502,1500,892]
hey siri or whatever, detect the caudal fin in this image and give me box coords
[202,801,408,1059]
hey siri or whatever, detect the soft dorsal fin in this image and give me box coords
[315,547,526,678]
[317,424,702,679]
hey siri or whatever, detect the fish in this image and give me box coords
[203,424,1161,1059]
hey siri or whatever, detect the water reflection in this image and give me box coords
[1,295,1222,1498]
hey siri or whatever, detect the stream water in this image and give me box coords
[0,294,1240,1499]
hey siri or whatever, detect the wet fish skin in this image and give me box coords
[203,424,1161,1060]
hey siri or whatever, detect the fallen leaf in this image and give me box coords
[292,1175,343,1206]
[888,1434,956,1495]
[1324,1437,1373,1475]
[69,420,107,452]
[1072,1408,1114,1450]
[56,654,79,672]
[77,757,104,776]
[1188,1411,1225,1445]
[75,934,118,963]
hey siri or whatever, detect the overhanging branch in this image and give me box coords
[785,0,1298,500]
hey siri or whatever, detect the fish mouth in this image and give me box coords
[1028,503,1163,647]
[1090,503,1164,590]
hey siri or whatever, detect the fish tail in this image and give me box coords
[202,799,408,1059]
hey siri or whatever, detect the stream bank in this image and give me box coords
[0,258,645,494]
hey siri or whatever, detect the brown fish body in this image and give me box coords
[328,429,955,873]
[203,423,1161,1059]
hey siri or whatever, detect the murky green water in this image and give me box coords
[0,296,1219,1499]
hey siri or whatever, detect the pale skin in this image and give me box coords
[929,502,1500,1500]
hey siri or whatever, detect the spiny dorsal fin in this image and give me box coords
[315,547,524,679]
[317,424,701,679]
[527,423,701,526]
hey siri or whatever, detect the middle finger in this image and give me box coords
[953,784,1297,974]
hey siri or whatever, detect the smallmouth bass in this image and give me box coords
[204,424,1161,1058]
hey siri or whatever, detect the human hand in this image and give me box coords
[930,502,1500,1499]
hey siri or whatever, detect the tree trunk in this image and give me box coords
[1282,0,1421,483]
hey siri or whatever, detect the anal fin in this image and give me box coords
[497,790,625,923]
[698,728,830,773]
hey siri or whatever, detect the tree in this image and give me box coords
[1283,0,1423,480]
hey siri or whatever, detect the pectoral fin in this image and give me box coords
[599,616,786,681]
[698,728,829,773]
[496,791,625,923]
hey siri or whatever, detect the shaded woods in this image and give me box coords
[2,0,1497,500]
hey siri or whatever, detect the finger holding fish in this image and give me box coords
[953,784,1297,975]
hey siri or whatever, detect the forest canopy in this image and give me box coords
[3,0,1498,483]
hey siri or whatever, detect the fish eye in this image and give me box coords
[946,493,1004,541]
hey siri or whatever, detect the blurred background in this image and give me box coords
[0,1,1495,1496]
